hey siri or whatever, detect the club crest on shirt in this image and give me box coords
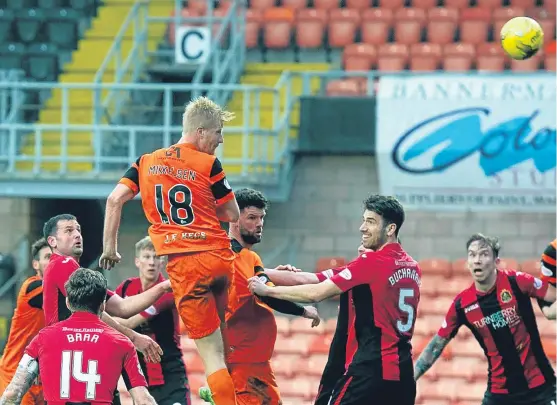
[500,289,512,303]
[338,269,352,280]
[533,277,543,290]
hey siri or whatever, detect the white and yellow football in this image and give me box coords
[500,16,544,60]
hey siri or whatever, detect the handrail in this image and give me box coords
[93,0,149,125]
[0,236,29,300]
[0,82,275,91]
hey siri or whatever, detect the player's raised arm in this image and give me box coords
[101,157,141,270]
[111,293,175,329]
[414,299,461,381]
[210,157,240,222]
[0,354,39,405]
[263,268,321,286]
[104,281,172,318]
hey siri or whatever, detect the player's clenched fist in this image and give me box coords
[248,276,269,296]
[131,332,163,363]
[302,306,321,327]
[99,250,122,270]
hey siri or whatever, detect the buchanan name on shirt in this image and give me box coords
[388,262,421,287]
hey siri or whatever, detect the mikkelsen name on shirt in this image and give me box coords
[164,232,207,244]
[148,165,197,181]
[389,268,421,287]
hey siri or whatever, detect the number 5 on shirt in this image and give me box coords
[397,288,416,333]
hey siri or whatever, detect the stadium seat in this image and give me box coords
[476,0,503,8]
[450,338,484,359]
[422,296,454,315]
[7,0,37,8]
[245,9,262,48]
[421,274,445,297]
[295,8,327,50]
[343,43,376,71]
[510,0,538,7]
[313,0,339,10]
[283,0,308,10]
[454,381,487,401]
[324,318,337,334]
[15,8,44,43]
[435,358,481,381]
[497,257,520,270]
[263,7,294,49]
[545,54,556,71]
[45,8,79,50]
[427,8,459,45]
[290,316,325,335]
[443,42,475,71]
[419,258,452,277]
[510,56,542,71]
[315,257,345,272]
[346,0,371,9]
[395,8,426,45]
[305,354,328,377]
[276,316,291,336]
[360,8,393,46]
[443,276,470,296]
[492,7,526,38]
[274,334,310,355]
[459,8,491,45]
[271,354,297,377]
[418,379,458,401]
[377,43,408,71]
[452,258,468,274]
[39,0,64,7]
[444,0,471,8]
[251,0,276,11]
[327,8,360,48]
[276,378,313,400]
[0,42,26,71]
[376,0,404,9]
[308,334,333,355]
[326,79,362,96]
[413,0,438,8]
[27,43,59,81]
[0,9,14,43]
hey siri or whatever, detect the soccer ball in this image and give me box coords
[500,16,544,60]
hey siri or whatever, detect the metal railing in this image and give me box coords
[0,81,291,182]
[93,0,149,126]
[0,236,30,300]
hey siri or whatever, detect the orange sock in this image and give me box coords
[207,368,236,405]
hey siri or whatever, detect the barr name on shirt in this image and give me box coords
[25,312,147,405]
[43,253,115,326]
[438,269,555,394]
[118,145,235,256]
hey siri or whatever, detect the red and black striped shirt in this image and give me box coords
[316,243,421,381]
[438,269,555,394]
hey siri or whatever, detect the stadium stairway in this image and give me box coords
[224,62,329,175]
[18,1,174,173]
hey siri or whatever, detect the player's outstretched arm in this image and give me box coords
[216,198,240,222]
[100,184,135,270]
[413,334,452,381]
[105,281,171,318]
[264,269,320,286]
[249,277,341,303]
[0,355,39,405]
[129,387,158,405]
[541,299,557,320]
[101,312,163,363]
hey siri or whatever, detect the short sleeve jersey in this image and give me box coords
[25,312,146,404]
[0,276,45,377]
[43,253,115,326]
[119,144,235,256]
[437,270,553,394]
[225,239,277,364]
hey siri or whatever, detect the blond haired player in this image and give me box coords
[101,97,240,405]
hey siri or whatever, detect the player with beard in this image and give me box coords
[42,214,168,362]
[206,188,320,405]
[249,195,420,405]
[414,234,557,405]
[0,239,51,405]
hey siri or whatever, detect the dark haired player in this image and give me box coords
[0,239,51,405]
[0,268,156,405]
[538,239,557,320]
[42,213,166,363]
[220,188,320,405]
[414,234,557,405]
[249,195,420,405]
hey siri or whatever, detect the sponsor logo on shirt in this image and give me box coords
[144,305,157,316]
[338,269,352,280]
[473,305,521,330]
[465,303,479,313]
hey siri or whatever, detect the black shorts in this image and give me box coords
[327,375,416,405]
[482,383,556,405]
[148,372,191,405]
